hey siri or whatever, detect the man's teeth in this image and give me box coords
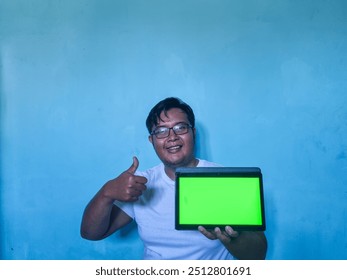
[168,146,181,150]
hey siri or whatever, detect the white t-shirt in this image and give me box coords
[115,159,235,260]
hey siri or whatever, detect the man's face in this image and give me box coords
[149,108,196,170]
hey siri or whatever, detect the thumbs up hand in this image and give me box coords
[126,156,140,174]
[102,157,148,202]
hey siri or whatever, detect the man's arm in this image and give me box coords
[80,192,132,240]
[199,226,267,260]
[80,157,147,240]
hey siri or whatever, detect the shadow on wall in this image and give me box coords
[0,75,4,259]
[262,182,277,260]
[195,122,212,161]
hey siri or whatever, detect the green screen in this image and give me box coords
[178,177,263,226]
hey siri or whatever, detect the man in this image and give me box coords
[80,97,267,259]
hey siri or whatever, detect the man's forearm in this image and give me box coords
[224,231,267,260]
[80,190,115,240]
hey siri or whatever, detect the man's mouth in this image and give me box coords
[166,145,182,153]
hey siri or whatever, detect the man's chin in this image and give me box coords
[163,157,196,169]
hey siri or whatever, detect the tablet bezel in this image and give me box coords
[175,167,266,231]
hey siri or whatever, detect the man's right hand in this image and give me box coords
[102,156,148,202]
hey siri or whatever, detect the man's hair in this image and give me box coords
[146,97,195,133]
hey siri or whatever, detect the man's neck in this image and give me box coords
[164,158,199,180]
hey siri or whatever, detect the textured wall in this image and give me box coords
[1,0,346,259]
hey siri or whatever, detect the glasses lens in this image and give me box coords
[173,123,189,135]
[153,127,169,139]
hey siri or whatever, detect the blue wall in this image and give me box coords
[1,0,346,260]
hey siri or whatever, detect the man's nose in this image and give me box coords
[167,128,179,139]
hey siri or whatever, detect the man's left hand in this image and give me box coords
[198,226,239,245]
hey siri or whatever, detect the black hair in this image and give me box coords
[146,97,195,133]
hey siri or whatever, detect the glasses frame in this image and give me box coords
[150,122,193,139]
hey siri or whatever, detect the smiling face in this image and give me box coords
[149,108,198,179]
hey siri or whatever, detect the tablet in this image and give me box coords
[175,167,266,231]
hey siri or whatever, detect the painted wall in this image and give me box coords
[1,0,346,260]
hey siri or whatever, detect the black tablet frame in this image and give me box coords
[175,167,266,231]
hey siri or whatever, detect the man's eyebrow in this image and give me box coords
[155,121,187,128]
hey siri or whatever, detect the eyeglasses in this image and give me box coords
[150,122,193,139]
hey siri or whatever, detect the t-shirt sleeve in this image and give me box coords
[113,200,135,219]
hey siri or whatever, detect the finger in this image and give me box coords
[128,174,147,189]
[124,185,144,199]
[133,175,148,184]
[213,227,224,238]
[127,195,140,202]
[225,226,239,238]
[198,226,218,240]
[126,156,139,174]
[127,188,143,197]
[129,182,147,193]
[214,227,231,243]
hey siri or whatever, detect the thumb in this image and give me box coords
[126,156,139,174]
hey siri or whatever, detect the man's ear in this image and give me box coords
[148,135,153,144]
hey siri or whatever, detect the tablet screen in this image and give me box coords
[175,167,266,231]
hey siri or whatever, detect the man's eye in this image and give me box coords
[175,124,186,131]
[155,128,167,134]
